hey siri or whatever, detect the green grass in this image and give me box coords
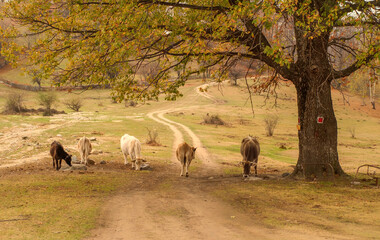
[0,171,131,240]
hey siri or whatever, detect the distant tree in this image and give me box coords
[64,97,83,112]
[1,1,379,178]
[140,62,162,84]
[28,69,43,89]
[38,92,57,116]
[229,65,241,86]
[264,114,279,137]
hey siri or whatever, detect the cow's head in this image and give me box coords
[65,154,72,166]
[135,158,144,170]
[242,160,253,178]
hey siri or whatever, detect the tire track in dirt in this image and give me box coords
[147,109,219,171]
[195,82,221,104]
[146,110,183,164]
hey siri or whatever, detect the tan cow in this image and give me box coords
[120,134,143,170]
[176,142,197,177]
[77,136,92,165]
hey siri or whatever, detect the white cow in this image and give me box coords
[120,134,143,170]
[77,136,92,165]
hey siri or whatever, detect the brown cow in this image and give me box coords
[50,141,72,170]
[240,136,260,178]
[77,136,92,165]
[176,142,197,177]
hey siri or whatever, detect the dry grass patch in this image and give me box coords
[212,179,380,239]
[0,162,133,240]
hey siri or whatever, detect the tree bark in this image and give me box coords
[293,74,345,179]
[370,80,376,110]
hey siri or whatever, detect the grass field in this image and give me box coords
[0,72,379,239]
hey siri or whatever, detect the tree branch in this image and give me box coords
[137,0,229,12]
[332,55,376,79]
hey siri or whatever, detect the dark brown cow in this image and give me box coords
[50,141,72,170]
[240,136,260,178]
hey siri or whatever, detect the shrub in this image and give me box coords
[264,114,279,136]
[4,92,26,113]
[348,126,356,138]
[202,113,225,125]
[64,97,83,112]
[38,92,57,116]
[146,127,160,146]
[125,100,137,107]
[237,115,250,125]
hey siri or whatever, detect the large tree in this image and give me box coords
[1,0,379,178]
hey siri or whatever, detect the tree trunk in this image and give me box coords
[370,80,376,110]
[293,75,345,179]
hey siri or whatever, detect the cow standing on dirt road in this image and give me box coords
[240,136,260,178]
[176,142,197,177]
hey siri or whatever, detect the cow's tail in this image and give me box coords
[245,142,258,163]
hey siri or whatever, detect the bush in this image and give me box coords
[237,115,250,125]
[348,126,356,139]
[38,92,57,116]
[125,100,137,107]
[64,97,83,112]
[4,92,26,113]
[264,114,279,136]
[202,113,225,125]
[146,127,160,146]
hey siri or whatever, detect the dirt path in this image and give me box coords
[195,81,228,104]
[87,176,337,240]
[147,109,219,171]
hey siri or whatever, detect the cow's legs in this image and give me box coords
[52,157,55,169]
[57,159,62,170]
[180,162,185,176]
[84,152,88,165]
[79,151,84,164]
[130,153,136,169]
[123,152,129,165]
[254,165,257,177]
[185,162,190,177]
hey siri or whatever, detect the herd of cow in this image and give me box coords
[50,134,260,178]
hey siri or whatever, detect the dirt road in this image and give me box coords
[87,176,327,240]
